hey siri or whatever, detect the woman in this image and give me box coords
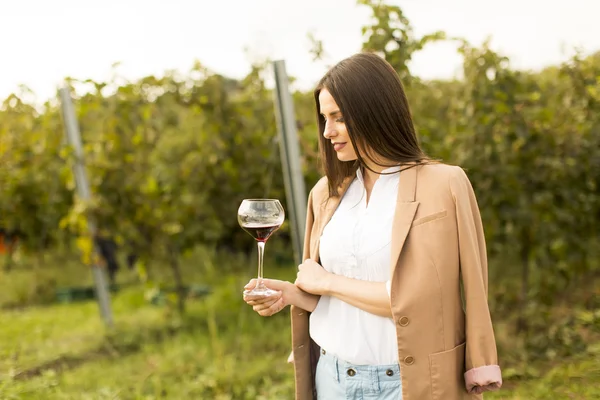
[243,52,502,399]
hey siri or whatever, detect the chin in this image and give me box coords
[337,153,358,162]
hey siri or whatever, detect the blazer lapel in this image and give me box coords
[390,165,420,276]
[310,176,353,262]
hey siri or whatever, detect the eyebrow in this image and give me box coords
[319,110,341,117]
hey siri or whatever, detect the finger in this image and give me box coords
[260,279,288,291]
[247,296,279,307]
[246,298,278,306]
[243,279,258,291]
[258,297,285,316]
[253,302,275,312]
[253,301,278,315]
[250,294,281,308]
[471,386,483,394]
[245,279,287,292]
[253,297,282,314]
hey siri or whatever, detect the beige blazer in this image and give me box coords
[290,163,502,400]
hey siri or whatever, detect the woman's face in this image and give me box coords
[319,89,358,162]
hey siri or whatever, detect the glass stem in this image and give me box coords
[256,241,265,289]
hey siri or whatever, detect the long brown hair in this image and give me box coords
[314,52,429,197]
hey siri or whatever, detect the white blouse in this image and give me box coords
[309,166,400,366]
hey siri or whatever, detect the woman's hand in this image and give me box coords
[295,259,331,296]
[243,277,321,315]
[243,279,293,317]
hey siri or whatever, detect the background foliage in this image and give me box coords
[1,0,599,398]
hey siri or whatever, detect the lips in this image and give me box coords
[333,142,346,152]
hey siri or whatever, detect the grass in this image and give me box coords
[0,247,297,399]
[0,284,296,399]
[486,355,600,400]
[0,248,599,399]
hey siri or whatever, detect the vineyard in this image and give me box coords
[1,0,599,398]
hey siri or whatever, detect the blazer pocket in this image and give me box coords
[429,342,467,400]
[412,210,447,228]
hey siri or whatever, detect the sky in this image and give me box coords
[0,0,598,104]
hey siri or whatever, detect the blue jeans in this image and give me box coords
[315,350,402,399]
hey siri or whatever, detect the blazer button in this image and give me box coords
[404,356,415,365]
[398,316,409,326]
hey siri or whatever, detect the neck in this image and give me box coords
[362,166,379,188]
[361,159,392,188]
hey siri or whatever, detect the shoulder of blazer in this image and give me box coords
[415,163,469,191]
[417,162,460,179]
[308,177,329,209]
[311,176,329,197]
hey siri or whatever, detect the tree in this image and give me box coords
[358,0,445,83]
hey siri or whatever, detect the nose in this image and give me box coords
[323,120,336,140]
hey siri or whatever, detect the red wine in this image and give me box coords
[242,223,281,242]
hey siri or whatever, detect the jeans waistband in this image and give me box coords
[318,349,401,384]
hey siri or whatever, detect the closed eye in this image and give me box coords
[320,115,344,123]
[320,110,343,122]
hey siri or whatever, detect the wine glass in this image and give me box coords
[238,199,285,296]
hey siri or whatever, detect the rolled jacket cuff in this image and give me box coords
[464,365,502,394]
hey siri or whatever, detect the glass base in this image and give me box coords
[243,285,278,297]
